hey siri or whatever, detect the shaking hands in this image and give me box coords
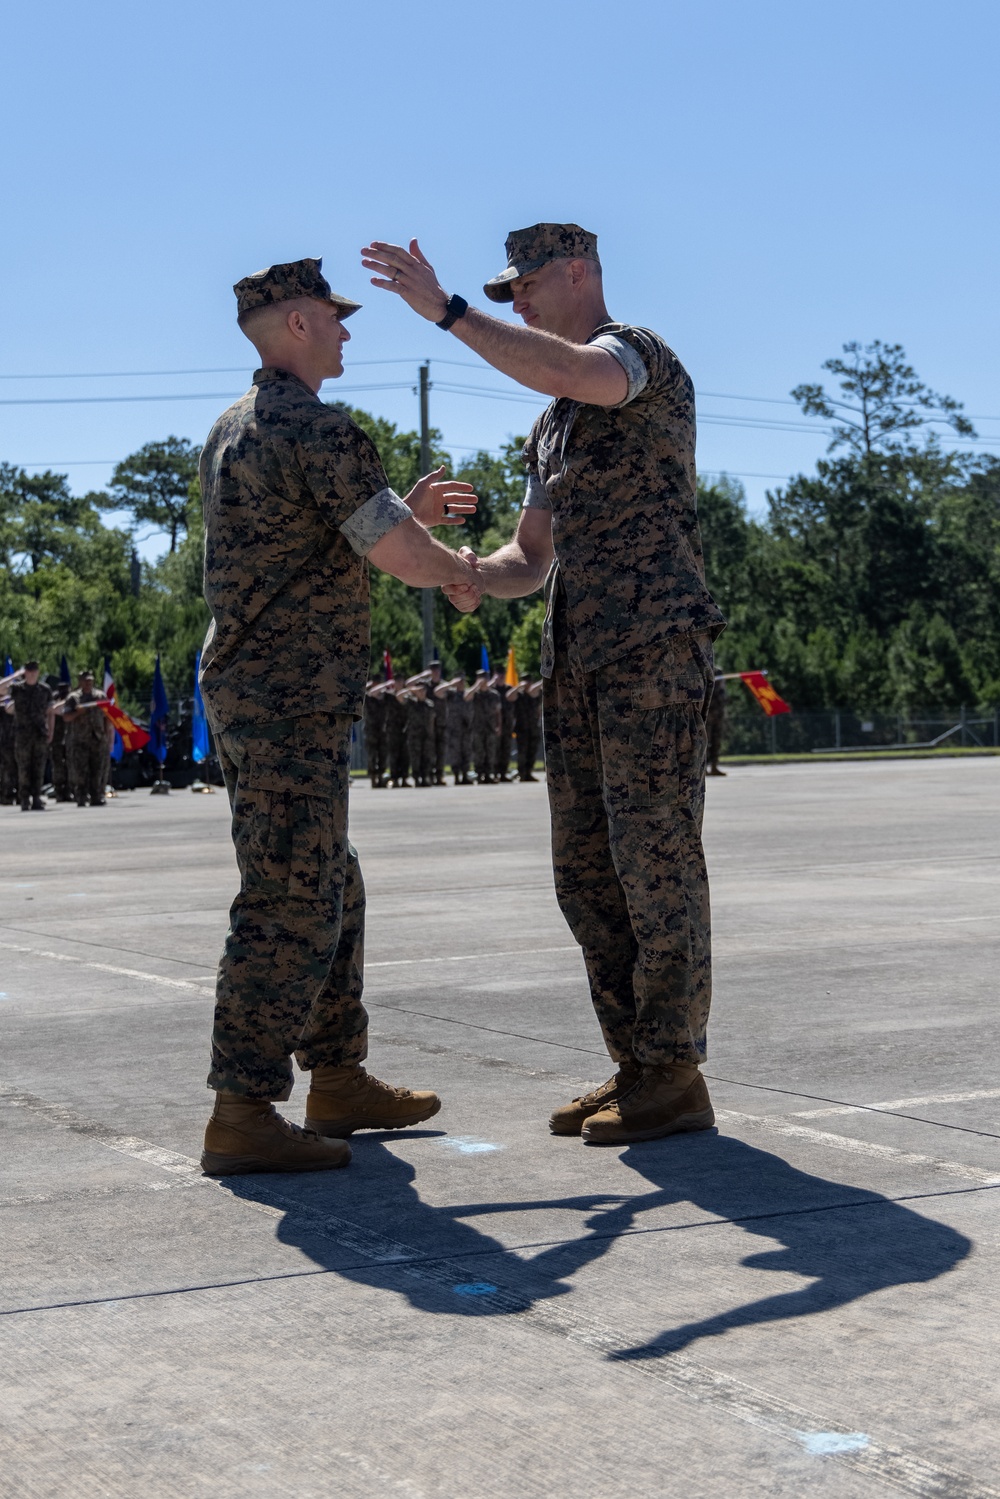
[443,546,484,614]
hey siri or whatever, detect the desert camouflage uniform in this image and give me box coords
[11,681,52,807]
[199,359,411,1098]
[64,691,110,805]
[524,320,725,1067]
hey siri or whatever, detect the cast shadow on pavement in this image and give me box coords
[220,1129,972,1355]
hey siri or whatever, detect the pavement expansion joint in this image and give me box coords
[4,1080,1000,1496]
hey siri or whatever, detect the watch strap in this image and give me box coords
[436,293,468,331]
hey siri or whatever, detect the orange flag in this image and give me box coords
[740,672,790,717]
[505,647,519,688]
[100,699,151,752]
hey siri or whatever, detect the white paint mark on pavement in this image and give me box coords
[717,1110,1000,1185]
[438,1136,502,1155]
[796,1431,870,1456]
[793,1088,1000,1119]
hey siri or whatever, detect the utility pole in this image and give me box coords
[419,361,434,667]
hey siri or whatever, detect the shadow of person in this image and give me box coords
[602,1131,974,1361]
[219,1137,636,1317]
[217,1129,972,1340]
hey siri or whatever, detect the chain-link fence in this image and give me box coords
[720,703,1000,756]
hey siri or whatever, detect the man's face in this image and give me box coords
[510,259,576,335]
[23,668,39,685]
[79,675,94,693]
[302,301,351,380]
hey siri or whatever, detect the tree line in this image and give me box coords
[2,341,997,718]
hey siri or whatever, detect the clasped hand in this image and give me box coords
[443,546,483,613]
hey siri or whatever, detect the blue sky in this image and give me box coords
[3,0,998,555]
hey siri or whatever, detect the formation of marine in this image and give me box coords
[362,659,543,788]
[1,664,116,810]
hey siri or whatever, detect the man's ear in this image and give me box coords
[567,258,589,289]
[286,307,310,341]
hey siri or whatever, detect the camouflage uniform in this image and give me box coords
[471,680,501,783]
[519,298,726,1068]
[706,676,726,770]
[406,691,432,786]
[514,686,541,780]
[384,689,410,786]
[495,681,515,780]
[445,686,472,783]
[430,679,448,783]
[50,690,72,800]
[363,689,388,786]
[64,691,110,805]
[0,706,16,804]
[11,680,52,807]
[199,258,411,1099]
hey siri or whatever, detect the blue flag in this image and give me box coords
[480,643,490,674]
[149,656,169,765]
[59,654,71,685]
[3,656,13,679]
[192,650,210,764]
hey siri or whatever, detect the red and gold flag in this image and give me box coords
[739,672,790,717]
[100,699,151,752]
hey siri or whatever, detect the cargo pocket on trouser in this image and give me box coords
[235,756,338,900]
[623,638,713,819]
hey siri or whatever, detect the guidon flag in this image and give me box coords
[740,672,791,717]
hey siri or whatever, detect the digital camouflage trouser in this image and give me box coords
[15,730,47,806]
[543,614,715,1068]
[209,711,367,1098]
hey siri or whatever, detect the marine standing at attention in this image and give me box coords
[362,225,725,1145]
[198,257,478,1176]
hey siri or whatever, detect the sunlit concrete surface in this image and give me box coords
[1,758,998,1498]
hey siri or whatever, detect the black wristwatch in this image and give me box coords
[436,293,468,331]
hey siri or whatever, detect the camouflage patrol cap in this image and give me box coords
[484,223,600,303]
[234,257,361,322]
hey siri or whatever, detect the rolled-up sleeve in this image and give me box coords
[339,486,412,555]
[521,421,551,510]
[589,333,649,405]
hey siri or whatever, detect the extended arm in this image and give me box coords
[367,516,477,590]
[360,240,627,406]
[444,506,553,615]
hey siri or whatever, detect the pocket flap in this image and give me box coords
[245,756,335,796]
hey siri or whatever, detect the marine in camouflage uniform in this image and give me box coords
[10,664,53,810]
[63,673,111,806]
[363,681,389,787]
[384,684,411,786]
[375,222,726,1142]
[428,660,449,784]
[706,675,727,775]
[405,685,432,786]
[0,696,17,805]
[50,683,72,800]
[470,671,500,783]
[445,677,472,783]
[514,676,542,780]
[198,257,472,1173]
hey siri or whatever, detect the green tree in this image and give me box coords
[102,437,201,553]
[791,340,974,456]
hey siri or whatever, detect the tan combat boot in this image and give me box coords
[305,1064,441,1137]
[201,1094,352,1176]
[581,1064,715,1145]
[548,1062,642,1136]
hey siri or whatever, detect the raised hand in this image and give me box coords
[406,466,478,528]
[360,239,449,323]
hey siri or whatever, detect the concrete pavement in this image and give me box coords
[1,758,998,1498]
